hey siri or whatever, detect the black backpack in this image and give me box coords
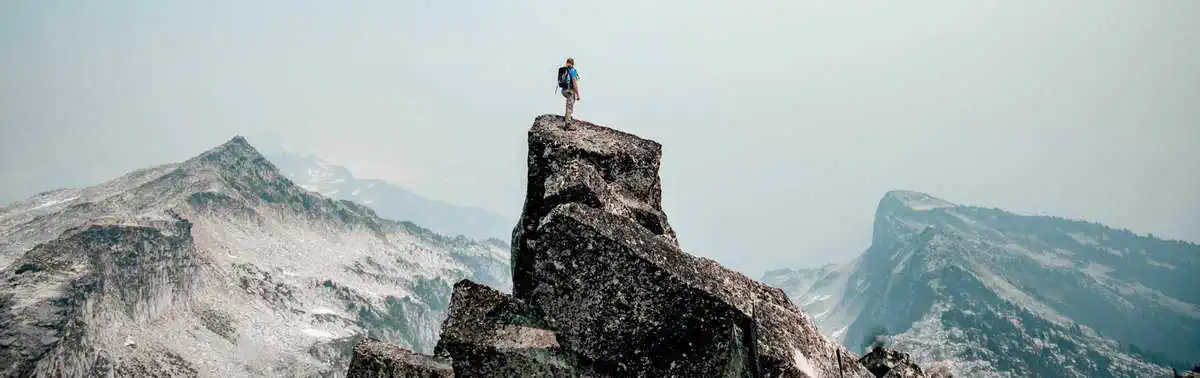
[557,66,572,91]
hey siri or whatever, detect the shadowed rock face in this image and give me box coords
[859,346,927,378]
[510,115,866,377]
[1176,363,1200,377]
[512,114,677,297]
[434,280,584,377]
[0,219,201,377]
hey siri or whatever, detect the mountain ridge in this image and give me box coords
[0,136,511,376]
[765,190,1199,377]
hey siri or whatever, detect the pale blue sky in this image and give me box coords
[2,1,1198,275]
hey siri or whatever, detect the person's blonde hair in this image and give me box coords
[565,57,575,66]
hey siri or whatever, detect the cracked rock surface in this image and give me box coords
[434,279,586,377]
[348,340,453,378]
[350,115,922,377]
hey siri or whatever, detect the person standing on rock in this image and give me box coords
[557,57,581,127]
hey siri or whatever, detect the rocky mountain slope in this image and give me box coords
[349,115,934,377]
[764,190,1199,377]
[265,150,511,241]
[0,137,510,376]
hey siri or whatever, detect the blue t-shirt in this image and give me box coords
[567,67,579,81]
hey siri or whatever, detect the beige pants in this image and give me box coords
[562,89,576,122]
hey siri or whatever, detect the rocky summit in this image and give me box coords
[349,115,925,377]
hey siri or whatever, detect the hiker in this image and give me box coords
[557,57,581,125]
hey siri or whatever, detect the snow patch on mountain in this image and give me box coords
[302,329,336,338]
[311,308,339,315]
[1145,258,1175,270]
[883,303,1001,377]
[791,348,817,377]
[29,196,78,211]
[885,190,956,211]
[801,294,832,307]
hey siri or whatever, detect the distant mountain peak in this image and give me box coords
[0,133,514,376]
[770,189,1198,377]
[175,135,280,182]
[878,190,956,214]
[205,135,254,156]
[263,147,512,240]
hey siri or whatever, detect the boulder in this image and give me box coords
[348,115,926,377]
[434,279,587,377]
[859,346,926,378]
[511,115,868,377]
[346,340,452,378]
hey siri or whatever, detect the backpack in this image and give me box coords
[557,66,572,91]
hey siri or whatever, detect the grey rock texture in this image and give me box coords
[765,190,1197,377]
[347,340,453,378]
[0,136,511,376]
[1174,363,1200,378]
[511,114,677,297]
[350,115,928,377]
[433,280,583,377]
[1,219,200,377]
[510,115,867,377]
[859,346,926,378]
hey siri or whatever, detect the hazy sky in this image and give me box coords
[2,1,1197,276]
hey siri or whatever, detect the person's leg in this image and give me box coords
[563,90,575,125]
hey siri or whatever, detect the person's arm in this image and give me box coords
[571,68,580,100]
